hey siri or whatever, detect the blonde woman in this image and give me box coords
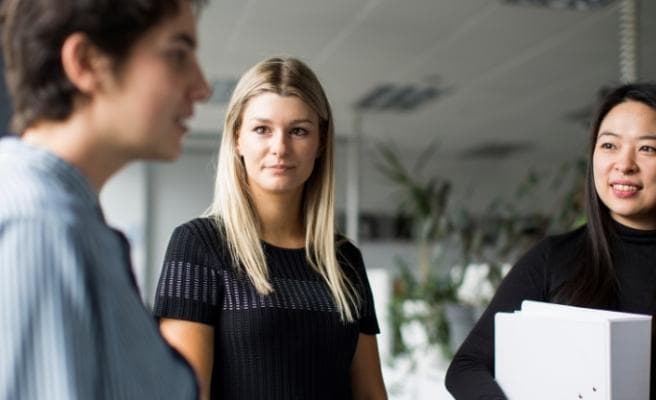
[154,57,387,400]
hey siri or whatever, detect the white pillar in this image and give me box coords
[346,114,362,243]
[143,162,157,308]
[618,0,639,83]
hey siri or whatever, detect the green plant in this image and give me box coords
[377,141,473,358]
[376,142,586,360]
[376,142,451,281]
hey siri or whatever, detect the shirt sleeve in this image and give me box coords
[153,222,223,325]
[444,237,552,400]
[0,217,101,400]
[339,242,381,335]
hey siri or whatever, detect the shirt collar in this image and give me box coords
[0,136,104,219]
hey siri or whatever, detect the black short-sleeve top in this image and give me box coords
[153,217,380,400]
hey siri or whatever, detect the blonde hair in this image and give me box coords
[207,57,360,322]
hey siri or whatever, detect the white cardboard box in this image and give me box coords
[495,301,651,400]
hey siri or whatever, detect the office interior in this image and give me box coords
[1,0,655,398]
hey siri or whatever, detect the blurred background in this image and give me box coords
[2,0,654,398]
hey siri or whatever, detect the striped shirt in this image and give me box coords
[0,138,197,400]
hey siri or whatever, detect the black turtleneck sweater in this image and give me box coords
[445,222,656,399]
[153,218,379,400]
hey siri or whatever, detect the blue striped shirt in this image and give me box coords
[0,138,197,400]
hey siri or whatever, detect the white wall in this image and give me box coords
[101,162,148,293]
[147,149,217,306]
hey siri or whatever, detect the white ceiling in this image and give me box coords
[187,0,655,212]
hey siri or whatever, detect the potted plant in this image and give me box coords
[376,143,583,360]
[376,142,473,359]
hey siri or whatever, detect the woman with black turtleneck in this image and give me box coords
[445,82,656,400]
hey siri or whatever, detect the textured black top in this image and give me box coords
[445,222,656,400]
[153,218,380,400]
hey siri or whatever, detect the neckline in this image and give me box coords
[612,220,656,244]
[261,240,306,252]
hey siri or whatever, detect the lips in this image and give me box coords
[175,110,193,133]
[175,118,188,131]
[610,181,641,198]
[267,164,293,170]
[611,184,638,192]
[264,164,296,175]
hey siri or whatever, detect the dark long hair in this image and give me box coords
[555,82,656,307]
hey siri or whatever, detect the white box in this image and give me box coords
[495,301,651,400]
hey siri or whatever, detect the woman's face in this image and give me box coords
[236,92,321,200]
[593,100,656,229]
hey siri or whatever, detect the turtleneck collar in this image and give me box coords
[612,219,656,244]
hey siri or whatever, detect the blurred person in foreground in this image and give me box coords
[0,0,210,398]
[445,82,656,399]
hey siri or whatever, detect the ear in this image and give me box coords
[60,32,112,95]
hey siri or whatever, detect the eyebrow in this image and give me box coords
[171,32,197,49]
[248,118,316,125]
[598,131,656,140]
[290,118,315,125]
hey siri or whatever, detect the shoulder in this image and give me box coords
[534,225,587,262]
[165,217,229,265]
[170,217,224,246]
[509,225,586,291]
[336,235,362,261]
[0,172,89,224]
[335,236,369,282]
[521,225,586,260]
[547,224,587,246]
[335,235,366,272]
[0,143,89,221]
[174,217,220,235]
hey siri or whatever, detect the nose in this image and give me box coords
[190,62,212,102]
[614,149,638,174]
[270,131,289,157]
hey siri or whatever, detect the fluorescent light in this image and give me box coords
[502,0,615,10]
[355,84,450,111]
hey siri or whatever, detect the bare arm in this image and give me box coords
[159,318,215,400]
[350,334,387,400]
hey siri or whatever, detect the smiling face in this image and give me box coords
[592,100,656,230]
[94,0,210,161]
[236,92,321,200]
